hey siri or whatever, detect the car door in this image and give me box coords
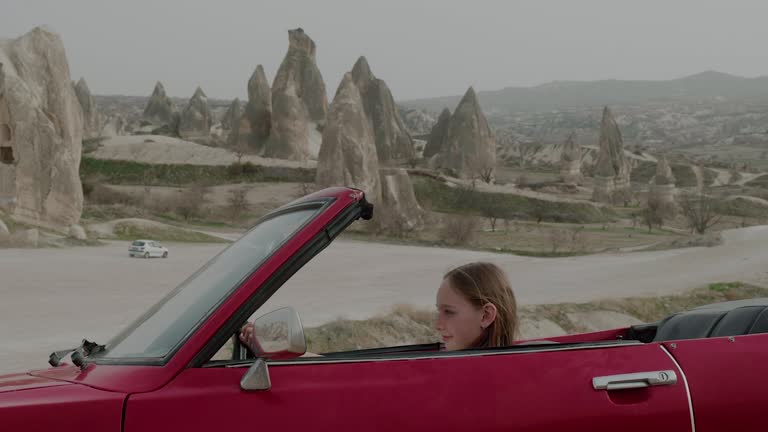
[662,333,768,432]
[124,341,692,431]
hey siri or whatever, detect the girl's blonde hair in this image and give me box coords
[444,262,518,348]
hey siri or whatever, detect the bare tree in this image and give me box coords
[141,167,156,210]
[679,190,722,234]
[549,229,568,253]
[640,192,677,233]
[475,193,505,232]
[640,198,663,233]
[476,166,494,184]
[531,202,546,224]
[227,187,250,220]
[175,182,209,222]
[440,215,478,246]
[232,140,247,165]
[569,226,587,252]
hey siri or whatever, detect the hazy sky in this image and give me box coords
[4,1,768,101]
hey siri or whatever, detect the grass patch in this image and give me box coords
[718,197,768,218]
[708,281,744,292]
[305,305,437,353]
[112,222,229,243]
[82,137,108,154]
[300,282,768,352]
[412,176,611,224]
[340,230,593,258]
[630,162,716,187]
[80,157,315,186]
[746,174,768,188]
[493,249,587,257]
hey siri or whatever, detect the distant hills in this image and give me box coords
[400,71,768,114]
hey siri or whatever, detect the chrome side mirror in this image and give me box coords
[240,307,306,392]
[247,306,306,360]
[240,358,271,391]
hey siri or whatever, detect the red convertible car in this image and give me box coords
[1,187,766,431]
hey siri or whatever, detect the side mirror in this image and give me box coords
[240,307,306,392]
[248,306,306,360]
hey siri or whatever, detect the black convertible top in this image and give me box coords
[651,298,768,342]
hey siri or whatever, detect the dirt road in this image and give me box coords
[2,226,767,374]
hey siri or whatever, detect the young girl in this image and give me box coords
[435,262,519,351]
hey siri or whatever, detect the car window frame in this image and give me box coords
[204,339,644,369]
[191,196,366,368]
[91,199,333,367]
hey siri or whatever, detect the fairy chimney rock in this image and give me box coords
[0,27,84,228]
[267,28,328,160]
[315,72,380,202]
[178,86,212,141]
[142,81,176,125]
[435,87,496,179]
[350,56,414,162]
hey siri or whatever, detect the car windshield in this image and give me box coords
[132,241,145,246]
[95,203,324,361]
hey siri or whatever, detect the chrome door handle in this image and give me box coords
[593,370,677,391]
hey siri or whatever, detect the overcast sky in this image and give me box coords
[3,1,768,101]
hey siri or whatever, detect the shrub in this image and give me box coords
[440,215,478,246]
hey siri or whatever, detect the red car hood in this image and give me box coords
[0,371,72,393]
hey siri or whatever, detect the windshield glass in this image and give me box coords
[132,241,145,246]
[97,203,324,360]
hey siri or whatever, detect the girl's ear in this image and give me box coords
[480,303,498,329]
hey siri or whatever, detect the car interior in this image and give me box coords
[626,298,768,343]
[205,298,768,367]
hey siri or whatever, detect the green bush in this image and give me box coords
[412,176,610,224]
[746,174,768,188]
[709,282,744,292]
[80,157,315,186]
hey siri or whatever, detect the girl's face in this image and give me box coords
[435,278,485,351]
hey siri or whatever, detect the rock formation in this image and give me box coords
[74,78,100,139]
[68,224,86,240]
[178,87,212,141]
[592,107,631,204]
[434,87,496,179]
[267,28,328,160]
[423,108,451,159]
[221,98,242,147]
[241,65,272,152]
[0,217,9,240]
[650,155,677,206]
[0,27,84,228]
[350,56,414,161]
[221,98,241,131]
[398,107,437,136]
[142,81,176,126]
[316,73,380,202]
[559,132,582,185]
[100,114,126,137]
[380,168,424,230]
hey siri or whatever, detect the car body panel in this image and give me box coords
[125,342,692,432]
[0,372,71,393]
[4,186,762,431]
[0,381,125,431]
[663,334,768,432]
[30,364,170,394]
